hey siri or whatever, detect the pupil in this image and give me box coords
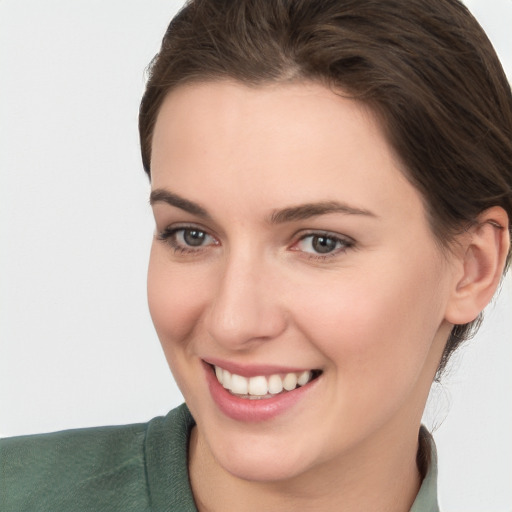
[184,230,205,246]
[312,236,336,254]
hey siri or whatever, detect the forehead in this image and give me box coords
[150,80,423,222]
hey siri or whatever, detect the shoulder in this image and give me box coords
[1,404,195,512]
[1,421,149,512]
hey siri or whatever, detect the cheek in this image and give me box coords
[147,244,209,352]
[294,253,449,387]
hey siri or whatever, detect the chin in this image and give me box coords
[218,450,309,483]
[206,428,318,483]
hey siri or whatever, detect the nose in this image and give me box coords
[204,251,287,351]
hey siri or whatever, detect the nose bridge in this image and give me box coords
[205,242,286,348]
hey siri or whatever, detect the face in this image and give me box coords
[148,81,455,482]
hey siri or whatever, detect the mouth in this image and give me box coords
[209,363,323,400]
[203,360,323,422]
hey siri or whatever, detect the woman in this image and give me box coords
[2,0,511,511]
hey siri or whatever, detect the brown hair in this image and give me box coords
[139,0,512,376]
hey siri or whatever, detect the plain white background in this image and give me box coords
[0,1,510,510]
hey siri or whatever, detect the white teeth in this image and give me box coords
[297,370,312,386]
[268,374,283,394]
[283,373,298,391]
[222,369,232,389]
[230,373,249,394]
[248,376,268,396]
[213,365,316,397]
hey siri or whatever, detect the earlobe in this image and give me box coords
[445,206,510,325]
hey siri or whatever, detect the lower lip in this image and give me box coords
[203,362,319,422]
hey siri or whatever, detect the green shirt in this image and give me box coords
[1,404,439,511]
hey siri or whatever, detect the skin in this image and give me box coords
[147,81,504,511]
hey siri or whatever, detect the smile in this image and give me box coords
[214,365,318,399]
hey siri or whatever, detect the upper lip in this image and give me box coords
[204,357,317,378]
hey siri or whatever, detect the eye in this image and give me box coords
[157,226,218,253]
[292,232,354,258]
[178,228,210,247]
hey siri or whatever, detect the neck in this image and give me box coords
[189,419,423,512]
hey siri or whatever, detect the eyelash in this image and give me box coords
[156,225,355,260]
[157,225,218,255]
[292,231,355,260]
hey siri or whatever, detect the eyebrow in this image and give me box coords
[150,189,211,218]
[269,201,377,223]
[150,188,376,223]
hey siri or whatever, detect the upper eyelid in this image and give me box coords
[159,225,217,240]
[158,223,217,238]
[294,229,355,243]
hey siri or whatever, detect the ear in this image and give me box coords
[445,206,510,325]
